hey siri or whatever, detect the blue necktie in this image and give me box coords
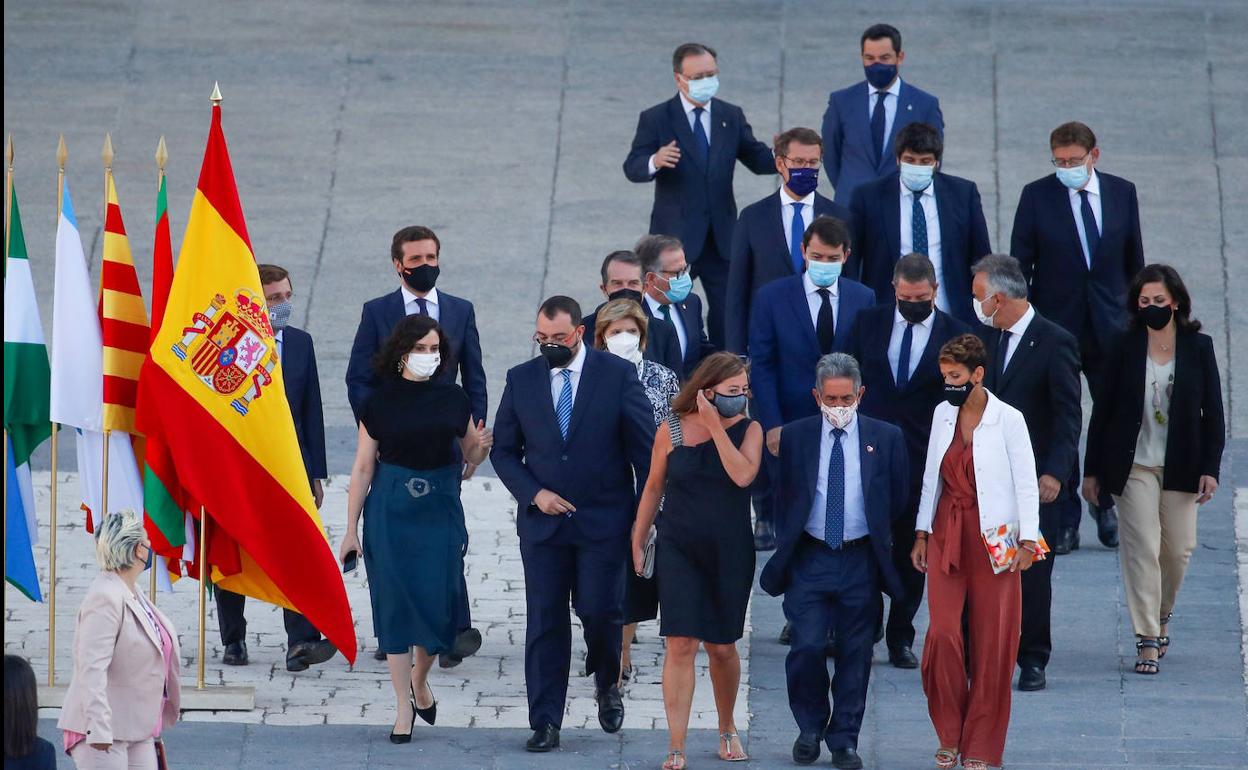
[789,202,805,273]
[870,91,887,166]
[1078,190,1100,267]
[415,297,429,316]
[896,322,913,389]
[555,370,573,440]
[824,427,846,549]
[911,191,928,256]
[692,107,710,165]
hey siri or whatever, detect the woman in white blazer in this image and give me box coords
[58,511,180,770]
[909,334,1038,770]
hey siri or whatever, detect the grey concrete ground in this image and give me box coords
[6,0,1248,768]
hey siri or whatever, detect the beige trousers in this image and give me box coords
[1112,465,1199,638]
[70,738,157,770]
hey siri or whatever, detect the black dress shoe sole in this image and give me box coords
[1018,675,1047,691]
[889,653,919,669]
[831,755,864,770]
[453,628,483,659]
[286,658,309,672]
[438,653,463,669]
[288,640,337,671]
[223,656,248,666]
[792,749,820,766]
[525,739,560,753]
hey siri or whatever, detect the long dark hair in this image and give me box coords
[670,352,749,417]
[372,314,453,379]
[4,655,38,759]
[1127,263,1201,333]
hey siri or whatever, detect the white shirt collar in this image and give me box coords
[1004,303,1036,337]
[802,271,839,297]
[1068,168,1101,199]
[550,340,588,378]
[779,186,816,206]
[872,76,902,97]
[643,293,668,315]
[892,304,936,330]
[275,328,285,343]
[401,284,439,307]
[678,92,710,115]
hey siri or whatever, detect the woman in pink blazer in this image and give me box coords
[58,511,181,769]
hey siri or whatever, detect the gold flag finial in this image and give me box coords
[156,135,168,172]
[102,132,115,170]
[210,81,223,105]
[57,135,68,171]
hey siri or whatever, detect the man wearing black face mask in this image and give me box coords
[491,296,654,753]
[345,225,487,666]
[582,250,684,377]
[847,253,969,668]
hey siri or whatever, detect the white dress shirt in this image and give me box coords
[803,271,840,332]
[1068,169,1103,267]
[401,284,441,321]
[805,412,868,542]
[999,304,1036,370]
[548,341,587,407]
[866,76,903,158]
[780,186,816,254]
[644,293,687,357]
[899,178,947,312]
[886,305,935,384]
[274,328,284,361]
[648,93,713,176]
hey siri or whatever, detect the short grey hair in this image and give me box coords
[815,353,862,392]
[634,234,683,276]
[971,253,1029,300]
[892,252,937,287]
[94,510,146,571]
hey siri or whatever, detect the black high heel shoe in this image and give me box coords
[413,681,437,726]
[389,690,416,744]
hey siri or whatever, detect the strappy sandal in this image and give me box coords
[662,749,687,769]
[1134,638,1161,674]
[718,732,748,762]
[934,747,958,769]
[1158,613,1172,658]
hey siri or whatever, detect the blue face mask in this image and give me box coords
[806,260,842,287]
[864,62,898,90]
[137,544,153,570]
[1056,163,1090,190]
[785,167,819,197]
[664,272,693,303]
[899,161,935,192]
[685,74,719,104]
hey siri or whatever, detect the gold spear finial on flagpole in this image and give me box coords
[102,133,115,171]
[56,135,67,173]
[156,135,168,174]
[210,81,223,105]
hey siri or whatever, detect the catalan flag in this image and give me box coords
[142,97,355,662]
[100,173,149,434]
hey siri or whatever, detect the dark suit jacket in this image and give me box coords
[982,310,1082,484]
[642,292,714,378]
[760,413,909,598]
[491,347,655,543]
[584,303,685,377]
[847,305,970,501]
[345,288,487,422]
[623,95,775,261]
[1011,172,1145,353]
[748,275,875,431]
[847,171,991,325]
[1084,328,1224,496]
[279,326,327,481]
[725,190,851,353]
[821,79,944,205]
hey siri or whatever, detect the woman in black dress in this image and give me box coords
[631,352,763,769]
[338,315,492,744]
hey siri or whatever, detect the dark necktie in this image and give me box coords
[1078,189,1100,266]
[824,427,846,549]
[870,91,887,166]
[816,288,835,354]
[997,329,1012,380]
[692,107,710,165]
[789,202,806,273]
[415,297,429,316]
[911,191,928,256]
[659,304,674,326]
[896,322,914,389]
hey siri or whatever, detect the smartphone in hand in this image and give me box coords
[342,550,359,575]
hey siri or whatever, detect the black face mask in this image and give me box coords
[607,288,643,304]
[1139,304,1173,331]
[401,264,440,293]
[897,299,933,325]
[539,340,576,369]
[943,382,972,407]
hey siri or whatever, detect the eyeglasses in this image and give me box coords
[533,332,577,345]
[1050,155,1089,169]
[659,269,690,280]
[780,156,822,169]
[681,71,719,82]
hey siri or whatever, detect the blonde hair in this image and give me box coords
[94,510,146,571]
[593,299,649,351]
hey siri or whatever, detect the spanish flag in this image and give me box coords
[142,96,356,662]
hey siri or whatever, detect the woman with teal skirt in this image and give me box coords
[339,314,492,744]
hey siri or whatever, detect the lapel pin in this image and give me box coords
[1030,340,1036,347]
[907,104,913,111]
[866,445,875,453]
[721,121,728,127]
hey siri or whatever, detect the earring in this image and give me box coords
[397,359,404,373]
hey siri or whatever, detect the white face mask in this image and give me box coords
[404,352,440,378]
[820,401,857,429]
[604,331,643,364]
[972,295,998,327]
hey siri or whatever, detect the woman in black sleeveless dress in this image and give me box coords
[631,353,763,770]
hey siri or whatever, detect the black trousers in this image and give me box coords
[879,496,925,651]
[1078,328,1114,516]
[1018,497,1065,668]
[215,587,320,650]
[690,230,728,350]
[751,442,776,526]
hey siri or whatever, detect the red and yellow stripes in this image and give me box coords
[99,175,149,435]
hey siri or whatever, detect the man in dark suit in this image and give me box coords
[973,254,1081,692]
[1012,121,1141,551]
[847,253,970,669]
[623,42,776,350]
[821,24,943,205]
[214,264,337,671]
[491,296,654,753]
[726,127,852,355]
[760,353,909,769]
[635,234,715,378]
[344,225,485,665]
[582,249,684,376]
[848,122,991,325]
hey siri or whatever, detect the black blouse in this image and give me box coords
[361,377,469,470]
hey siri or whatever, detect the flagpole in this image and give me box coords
[4,135,12,621]
[100,134,114,525]
[47,137,70,687]
[197,507,207,690]
[149,137,167,604]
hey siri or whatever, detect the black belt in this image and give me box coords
[802,533,870,551]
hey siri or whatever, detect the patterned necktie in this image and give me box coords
[692,107,710,165]
[896,322,914,389]
[555,370,573,440]
[912,191,928,256]
[789,202,806,273]
[870,91,887,166]
[824,427,846,549]
[1078,190,1100,267]
[816,288,835,354]
[415,297,429,316]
